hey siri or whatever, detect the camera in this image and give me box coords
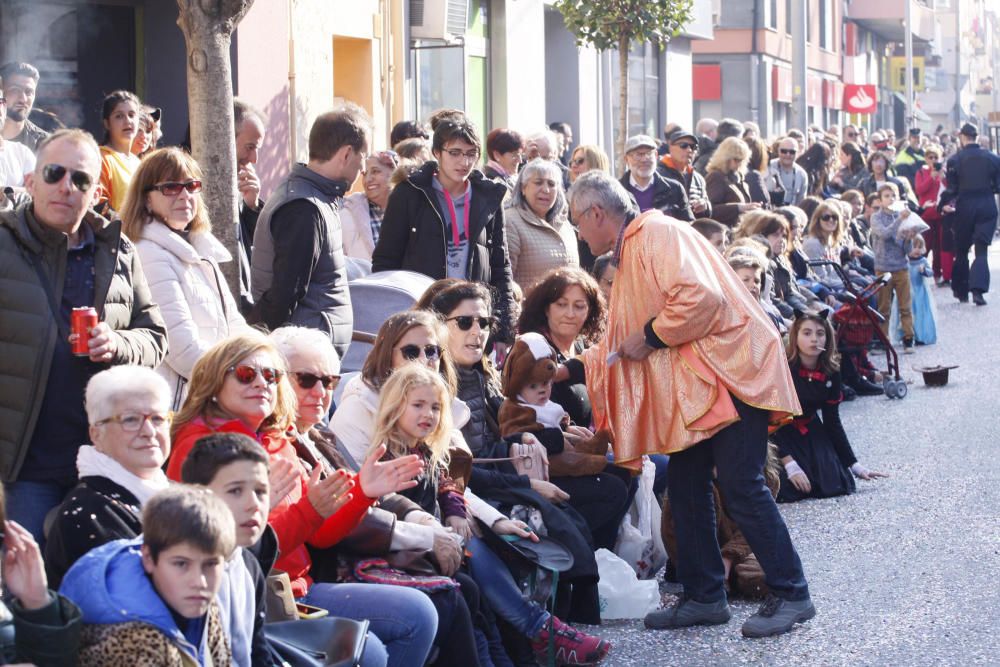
[934,161,943,170]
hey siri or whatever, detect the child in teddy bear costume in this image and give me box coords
[498,332,611,477]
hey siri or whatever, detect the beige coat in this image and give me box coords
[504,203,579,292]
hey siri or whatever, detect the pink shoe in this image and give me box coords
[530,615,611,666]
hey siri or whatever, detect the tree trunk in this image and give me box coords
[617,34,630,177]
[176,0,253,300]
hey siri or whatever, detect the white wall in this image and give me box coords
[490,0,547,131]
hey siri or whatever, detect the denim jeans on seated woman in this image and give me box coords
[299,582,438,667]
[466,536,548,638]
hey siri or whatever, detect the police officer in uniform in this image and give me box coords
[939,123,1000,305]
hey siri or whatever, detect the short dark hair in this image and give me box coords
[233,98,265,135]
[592,253,614,282]
[432,118,481,154]
[549,121,571,136]
[428,109,466,132]
[390,120,429,147]
[308,103,371,162]
[394,137,429,160]
[518,268,606,344]
[716,118,744,142]
[486,128,523,161]
[0,62,40,83]
[692,218,728,239]
[142,486,236,562]
[181,433,270,486]
[428,281,493,320]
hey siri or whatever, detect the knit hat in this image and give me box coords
[501,332,557,399]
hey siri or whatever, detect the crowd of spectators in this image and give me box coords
[1,55,996,666]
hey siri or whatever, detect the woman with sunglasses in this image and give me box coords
[168,331,436,667]
[97,90,143,212]
[122,147,248,410]
[427,281,605,628]
[340,150,400,260]
[801,200,849,296]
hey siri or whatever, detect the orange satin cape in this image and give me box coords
[580,210,801,470]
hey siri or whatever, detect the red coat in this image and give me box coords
[168,418,375,596]
[914,166,945,223]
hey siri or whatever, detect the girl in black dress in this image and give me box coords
[775,314,887,502]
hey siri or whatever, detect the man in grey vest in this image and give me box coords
[250,104,371,358]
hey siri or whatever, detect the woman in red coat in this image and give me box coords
[914,145,954,284]
[168,330,439,667]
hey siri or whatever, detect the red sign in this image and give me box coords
[823,80,843,110]
[693,64,722,101]
[843,84,877,113]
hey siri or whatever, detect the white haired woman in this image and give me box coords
[705,136,762,227]
[504,158,580,292]
[44,366,172,587]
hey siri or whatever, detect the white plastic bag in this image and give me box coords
[596,548,660,619]
[614,457,668,579]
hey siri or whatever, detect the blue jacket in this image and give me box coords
[59,537,209,664]
[870,209,912,272]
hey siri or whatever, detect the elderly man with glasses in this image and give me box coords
[619,134,694,221]
[658,128,712,217]
[0,129,167,545]
[766,137,809,206]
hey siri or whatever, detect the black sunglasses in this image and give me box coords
[447,315,493,331]
[820,214,838,222]
[294,371,341,390]
[41,164,95,192]
[674,142,697,151]
[228,364,283,386]
[398,344,441,361]
[779,149,797,155]
[146,179,202,196]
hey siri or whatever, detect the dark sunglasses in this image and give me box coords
[398,344,442,362]
[146,179,202,196]
[570,157,587,167]
[779,149,797,155]
[41,164,95,192]
[675,142,697,151]
[294,371,341,390]
[820,214,838,222]
[228,364,283,386]
[447,315,493,331]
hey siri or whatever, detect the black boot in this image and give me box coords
[972,291,987,306]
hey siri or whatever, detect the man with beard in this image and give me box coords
[619,134,693,221]
[0,63,48,153]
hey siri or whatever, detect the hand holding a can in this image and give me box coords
[68,321,117,363]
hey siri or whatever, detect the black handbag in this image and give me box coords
[264,617,370,667]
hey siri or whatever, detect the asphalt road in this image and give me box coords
[592,252,1000,666]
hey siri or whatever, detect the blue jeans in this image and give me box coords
[648,454,669,498]
[300,583,437,667]
[4,479,75,548]
[666,399,810,603]
[466,536,548,639]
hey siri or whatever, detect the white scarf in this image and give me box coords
[76,445,170,506]
[518,397,567,429]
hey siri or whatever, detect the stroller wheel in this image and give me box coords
[894,381,908,399]
[884,380,900,399]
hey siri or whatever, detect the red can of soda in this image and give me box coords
[71,307,98,357]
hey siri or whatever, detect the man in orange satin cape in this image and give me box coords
[564,171,815,639]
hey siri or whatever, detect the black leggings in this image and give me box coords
[429,572,481,667]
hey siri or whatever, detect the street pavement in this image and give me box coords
[591,250,1000,666]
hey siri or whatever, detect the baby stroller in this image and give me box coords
[809,261,907,399]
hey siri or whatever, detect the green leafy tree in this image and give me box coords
[554,0,693,174]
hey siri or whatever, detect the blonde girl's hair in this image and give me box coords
[911,233,927,254]
[121,147,210,241]
[706,136,751,174]
[570,144,610,175]
[806,200,845,248]
[171,331,297,442]
[370,364,453,476]
[786,314,840,375]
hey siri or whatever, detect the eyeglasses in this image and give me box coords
[41,164,95,192]
[570,157,587,167]
[779,149,797,156]
[228,364,283,386]
[628,149,657,160]
[146,179,202,196]
[446,315,493,331]
[96,412,171,431]
[820,214,838,222]
[674,142,697,151]
[444,148,480,161]
[397,344,442,361]
[293,372,341,390]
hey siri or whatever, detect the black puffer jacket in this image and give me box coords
[372,162,515,342]
[0,204,167,482]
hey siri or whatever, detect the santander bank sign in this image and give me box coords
[843,84,877,114]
